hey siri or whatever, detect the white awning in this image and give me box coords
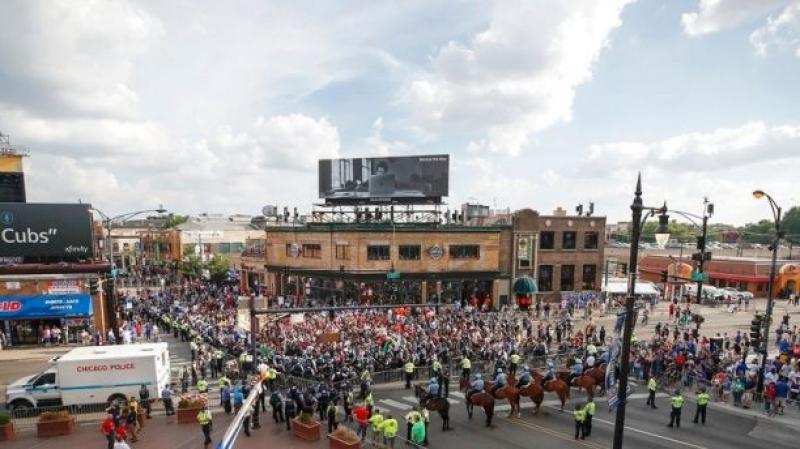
[602,281,660,295]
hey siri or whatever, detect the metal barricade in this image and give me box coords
[9,402,113,428]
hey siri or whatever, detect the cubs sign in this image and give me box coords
[0,203,94,258]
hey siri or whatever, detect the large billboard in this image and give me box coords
[0,203,94,259]
[318,155,449,204]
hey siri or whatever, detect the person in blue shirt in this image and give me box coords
[516,366,532,388]
[424,378,439,405]
[222,384,232,414]
[467,374,484,403]
[490,368,507,397]
[569,358,584,384]
[233,386,245,413]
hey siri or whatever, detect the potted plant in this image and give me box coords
[36,410,75,438]
[292,410,321,441]
[176,394,207,424]
[0,412,15,441]
[329,426,360,449]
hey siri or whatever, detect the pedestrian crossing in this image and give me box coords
[376,391,670,414]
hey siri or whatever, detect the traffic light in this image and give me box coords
[89,278,99,295]
[660,270,669,282]
[696,236,705,250]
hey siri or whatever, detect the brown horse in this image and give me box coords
[572,375,596,397]
[414,384,451,431]
[517,382,545,416]
[584,364,606,395]
[484,381,520,418]
[532,372,569,411]
[459,378,495,427]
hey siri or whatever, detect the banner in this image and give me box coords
[0,293,93,319]
[0,203,94,258]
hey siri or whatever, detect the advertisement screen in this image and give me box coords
[0,293,93,319]
[318,155,449,204]
[0,203,94,258]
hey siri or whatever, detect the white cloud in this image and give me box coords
[681,0,789,37]
[405,0,634,155]
[579,121,800,176]
[363,117,410,157]
[750,2,800,56]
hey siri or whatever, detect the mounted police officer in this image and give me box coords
[467,374,485,403]
[491,368,507,397]
[515,366,532,388]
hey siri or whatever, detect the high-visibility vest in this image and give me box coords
[432,361,442,373]
[511,354,521,364]
[218,377,230,389]
[697,393,710,406]
[197,410,212,425]
[648,378,657,391]
[404,362,414,373]
[382,418,399,437]
[585,401,596,416]
[574,409,586,423]
[197,380,208,392]
[671,395,684,409]
[365,393,374,406]
[461,358,471,369]
[421,409,429,422]
[369,414,384,431]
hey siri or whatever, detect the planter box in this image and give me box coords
[36,417,76,438]
[176,407,203,424]
[292,417,321,441]
[0,423,15,441]
[329,432,360,449]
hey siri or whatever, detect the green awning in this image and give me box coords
[513,276,537,295]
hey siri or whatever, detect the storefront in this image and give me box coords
[1,290,95,345]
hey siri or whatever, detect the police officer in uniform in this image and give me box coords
[403,360,415,389]
[693,388,710,425]
[646,376,658,409]
[584,397,596,437]
[668,390,684,428]
[574,403,587,440]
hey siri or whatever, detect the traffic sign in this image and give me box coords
[386,271,401,281]
[691,272,709,282]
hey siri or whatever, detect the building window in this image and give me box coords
[122,242,130,251]
[538,265,553,292]
[230,242,244,253]
[367,245,390,261]
[560,265,575,291]
[449,245,480,259]
[539,231,555,250]
[518,236,532,268]
[218,242,231,254]
[582,264,597,290]
[335,244,349,260]
[562,232,577,250]
[113,243,120,253]
[399,245,421,260]
[584,232,599,250]
[302,243,322,258]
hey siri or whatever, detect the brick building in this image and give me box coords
[640,255,800,298]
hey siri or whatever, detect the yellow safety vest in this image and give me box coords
[432,361,442,373]
[369,414,384,431]
[584,401,596,416]
[461,358,471,369]
[197,410,212,425]
[671,395,684,409]
[511,354,521,364]
[405,411,421,423]
[197,380,208,392]
[382,418,398,437]
[697,393,710,406]
[574,409,586,423]
[404,362,414,373]
[421,409,429,422]
[648,378,657,391]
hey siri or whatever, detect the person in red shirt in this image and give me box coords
[101,413,116,449]
[353,404,369,440]
[114,423,127,443]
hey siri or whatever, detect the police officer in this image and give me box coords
[693,388,710,425]
[574,403,587,440]
[284,391,296,431]
[646,376,658,409]
[196,403,213,448]
[584,397,596,437]
[510,351,521,377]
[461,355,472,381]
[270,389,284,423]
[668,390,684,428]
[432,357,443,396]
[197,377,209,394]
[403,360,415,389]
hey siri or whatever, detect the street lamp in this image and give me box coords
[613,174,668,449]
[752,189,783,396]
[90,205,167,337]
[668,199,714,304]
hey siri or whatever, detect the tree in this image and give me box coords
[165,213,189,228]
[782,206,800,244]
[638,221,696,243]
[182,255,202,278]
[741,220,774,244]
[206,255,231,284]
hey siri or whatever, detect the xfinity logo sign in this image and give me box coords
[0,203,94,259]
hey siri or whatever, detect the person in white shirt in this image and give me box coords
[113,436,131,449]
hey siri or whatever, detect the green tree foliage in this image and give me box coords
[741,219,776,244]
[206,255,231,284]
[165,214,189,228]
[639,221,696,243]
[782,206,800,244]
[182,255,202,277]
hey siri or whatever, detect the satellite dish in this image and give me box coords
[262,205,277,217]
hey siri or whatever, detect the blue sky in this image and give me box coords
[0,0,798,224]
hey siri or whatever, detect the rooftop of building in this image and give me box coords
[643,254,795,264]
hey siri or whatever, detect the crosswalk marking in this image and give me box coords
[402,396,420,404]
[450,392,465,399]
[447,398,460,405]
[379,399,413,411]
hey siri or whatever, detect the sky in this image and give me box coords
[1,0,799,225]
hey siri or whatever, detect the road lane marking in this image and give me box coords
[402,396,420,404]
[450,392,465,399]
[589,416,708,449]
[380,399,413,411]
[504,416,608,449]
[447,398,460,405]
